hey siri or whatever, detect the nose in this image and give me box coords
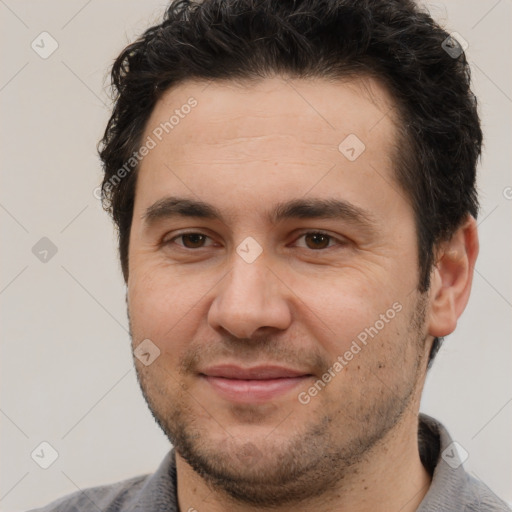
[207,251,292,340]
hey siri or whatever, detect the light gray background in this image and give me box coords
[1,1,511,510]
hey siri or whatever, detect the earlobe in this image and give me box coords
[427,215,479,338]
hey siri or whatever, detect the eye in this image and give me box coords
[165,232,215,249]
[294,231,346,250]
[163,230,347,251]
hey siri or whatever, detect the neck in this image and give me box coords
[175,410,432,512]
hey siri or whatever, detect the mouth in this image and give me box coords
[199,364,314,403]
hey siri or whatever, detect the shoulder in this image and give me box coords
[418,413,511,512]
[26,473,150,512]
[462,473,512,512]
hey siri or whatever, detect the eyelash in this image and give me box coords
[163,230,347,251]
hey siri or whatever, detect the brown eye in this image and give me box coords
[303,232,332,250]
[162,232,210,250]
[180,233,207,248]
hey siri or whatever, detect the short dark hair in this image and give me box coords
[98,0,482,367]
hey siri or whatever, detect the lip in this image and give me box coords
[199,365,313,403]
[200,364,311,379]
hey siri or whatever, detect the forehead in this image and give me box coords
[146,75,397,147]
[133,75,404,225]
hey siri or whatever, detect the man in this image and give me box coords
[29,0,510,510]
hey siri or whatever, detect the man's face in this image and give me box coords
[127,76,431,504]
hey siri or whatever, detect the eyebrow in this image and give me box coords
[141,196,378,232]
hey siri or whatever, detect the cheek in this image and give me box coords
[315,301,415,405]
[304,289,417,404]
[316,299,402,367]
[286,268,403,356]
[127,262,204,346]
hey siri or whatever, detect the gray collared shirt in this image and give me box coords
[28,413,510,511]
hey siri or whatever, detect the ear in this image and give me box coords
[427,215,479,338]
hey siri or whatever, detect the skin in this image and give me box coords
[126,76,479,512]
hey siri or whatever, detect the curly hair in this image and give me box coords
[98,0,482,367]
